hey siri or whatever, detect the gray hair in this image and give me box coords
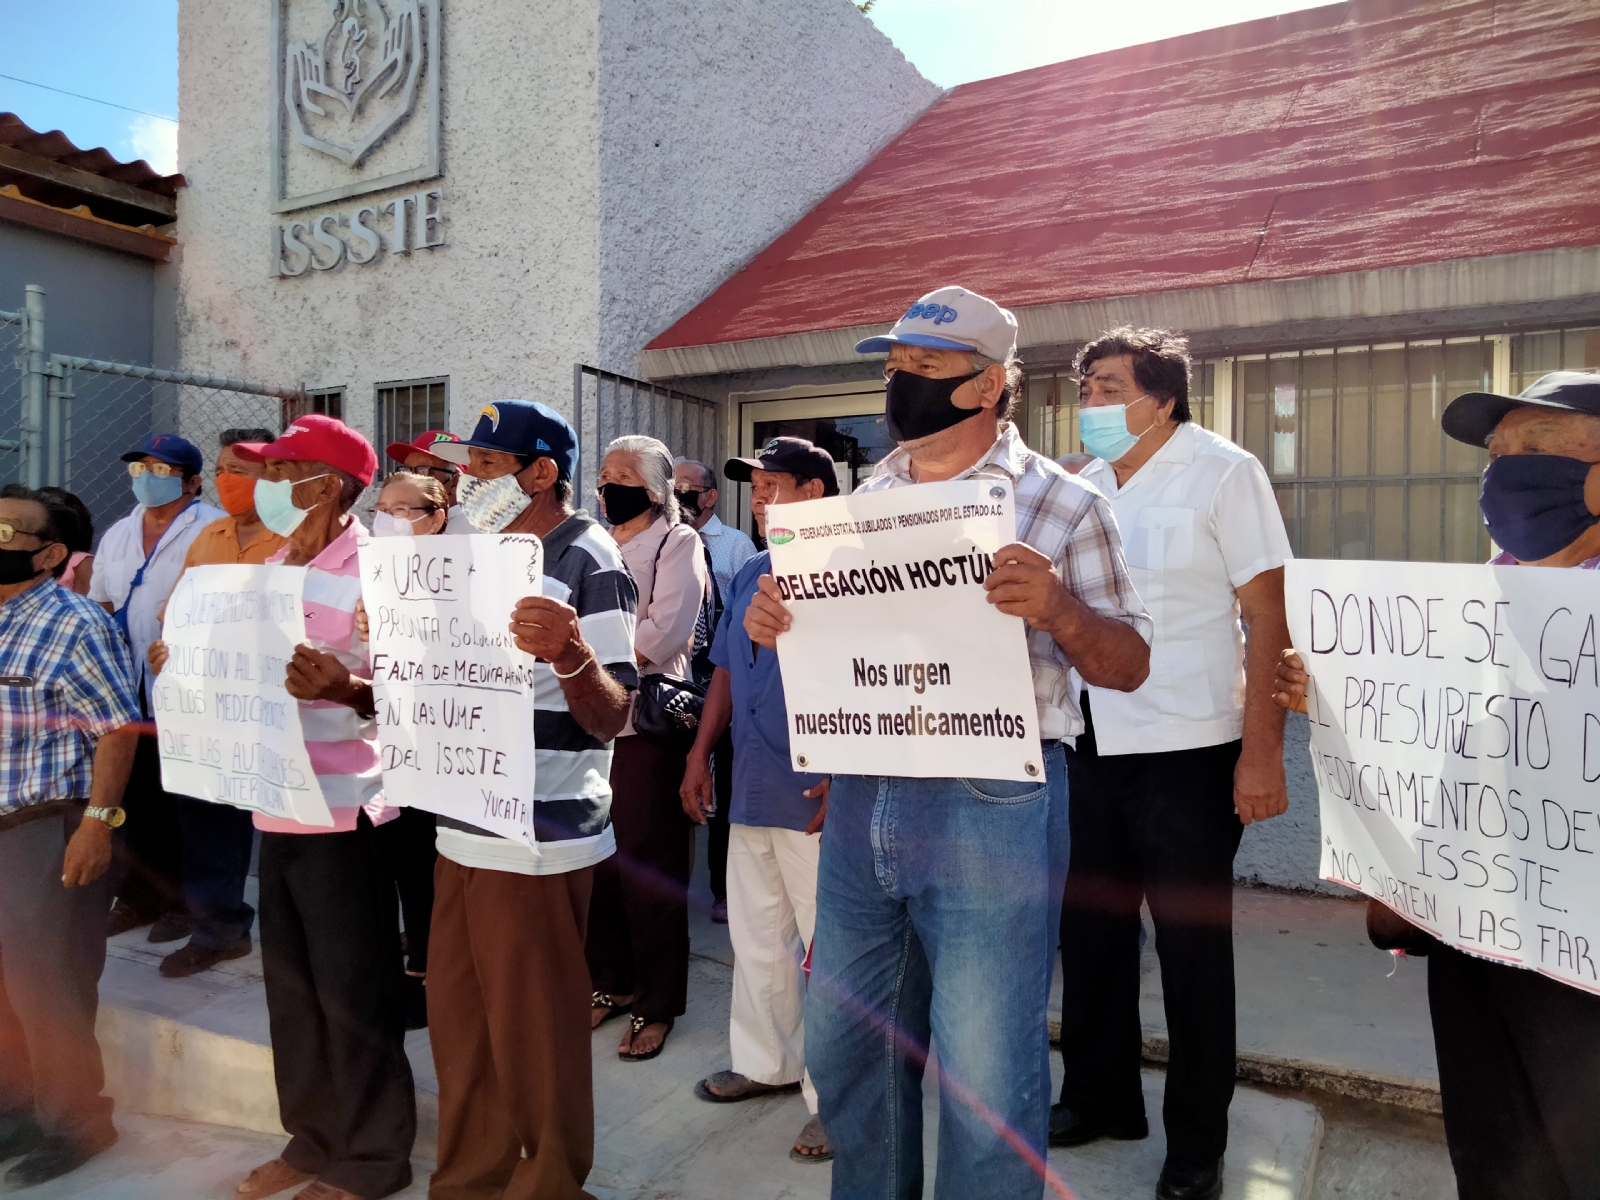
[604,435,680,525]
[673,457,715,490]
[971,351,1024,422]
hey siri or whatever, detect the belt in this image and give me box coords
[0,800,85,836]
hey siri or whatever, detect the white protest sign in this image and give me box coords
[767,479,1040,782]
[359,533,543,847]
[1287,558,1600,994]
[154,563,332,826]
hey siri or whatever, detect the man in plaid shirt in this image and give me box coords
[745,286,1152,1200]
[0,485,141,1190]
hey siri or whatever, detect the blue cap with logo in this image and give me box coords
[855,285,1018,361]
[120,432,203,474]
[432,400,579,480]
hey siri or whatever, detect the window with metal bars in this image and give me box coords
[375,378,448,456]
[282,387,344,430]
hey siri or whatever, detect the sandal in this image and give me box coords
[790,1114,833,1163]
[591,991,631,1029]
[695,1070,803,1103]
[618,1014,673,1061]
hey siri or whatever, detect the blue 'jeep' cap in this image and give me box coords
[432,399,578,481]
[121,432,203,474]
[1443,371,1600,448]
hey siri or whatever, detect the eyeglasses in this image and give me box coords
[127,461,183,479]
[0,522,48,545]
[376,504,439,518]
[409,465,457,483]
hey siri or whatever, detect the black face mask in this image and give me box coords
[0,545,49,586]
[674,488,705,517]
[885,369,985,443]
[600,483,654,526]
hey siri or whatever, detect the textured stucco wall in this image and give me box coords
[176,0,935,444]
[594,0,938,375]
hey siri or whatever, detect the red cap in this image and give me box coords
[233,414,379,486]
[385,429,461,465]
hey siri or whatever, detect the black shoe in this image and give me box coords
[146,911,194,945]
[158,936,251,979]
[1156,1157,1223,1200]
[401,974,429,1031]
[4,1131,116,1190]
[0,1115,41,1162]
[105,902,152,939]
[1048,1102,1149,1148]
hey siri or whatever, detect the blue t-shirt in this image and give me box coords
[710,551,826,831]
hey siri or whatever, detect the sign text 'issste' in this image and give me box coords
[273,188,445,276]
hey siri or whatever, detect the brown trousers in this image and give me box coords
[427,857,596,1200]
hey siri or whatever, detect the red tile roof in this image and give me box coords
[648,0,1600,354]
[0,112,184,227]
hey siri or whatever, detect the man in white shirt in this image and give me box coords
[1053,329,1292,1200]
[673,458,758,921]
[89,433,223,943]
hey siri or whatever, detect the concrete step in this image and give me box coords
[1048,887,1441,1112]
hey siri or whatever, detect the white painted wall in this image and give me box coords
[175,0,935,446]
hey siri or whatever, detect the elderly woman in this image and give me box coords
[372,470,448,1029]
[586,435,709,1061]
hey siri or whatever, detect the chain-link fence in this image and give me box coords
[571,364,718,511]
[0,305,23,485]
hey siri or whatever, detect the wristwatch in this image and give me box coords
[84,806,126,828]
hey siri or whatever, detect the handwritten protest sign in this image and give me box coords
[1287,558,1600,993]
[766,479,1040,782]
[359,533,543,847]
[154,564,332,826]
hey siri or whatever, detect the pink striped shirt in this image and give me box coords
[254,518,391,834]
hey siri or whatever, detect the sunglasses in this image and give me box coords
[409,464,457,483]
[127,461,184,479]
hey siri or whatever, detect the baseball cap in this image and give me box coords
[385,429,461,465]
[1443,371,1600,448]
[121,432,203,475]
[431,400,579,481]
[855,286,1018,362]
[231,413,379,486]
[724,437,840,497]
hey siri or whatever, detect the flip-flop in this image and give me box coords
[790,1115,833,1164]
[591,991,631,1028]
[618,1015,674,1061]
[695,1071,803,1103]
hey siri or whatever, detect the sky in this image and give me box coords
[0,0,1340,175]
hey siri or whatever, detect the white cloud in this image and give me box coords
[125,114,178,174]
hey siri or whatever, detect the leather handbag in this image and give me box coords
[631,528,708,743]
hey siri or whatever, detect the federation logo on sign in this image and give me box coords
[768,528,796,545]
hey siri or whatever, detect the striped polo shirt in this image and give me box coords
[436,510,637,876]
[255,518,388,834]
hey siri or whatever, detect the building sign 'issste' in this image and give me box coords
[269,0,445,276]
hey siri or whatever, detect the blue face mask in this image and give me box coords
[1479,453,1598,562]
[1078,400,1157,463]
[131,471,184,509]
[254,474,330,537]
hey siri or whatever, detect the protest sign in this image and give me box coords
[359,533,543,847]
[154,563,332,826]
[1287,558,1600,993]
[766,479,1040,782]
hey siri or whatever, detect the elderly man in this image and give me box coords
[428,401,637,1200]
[673,457,758,921]
[1056,329,1292,1200]
[155,415,416,1200]
[746,285,1152,1199]
[156,427,286,979]
[0,485,141,1190]
[683,438,837,1163]
[1278,369,1600,1200]
[92,433,223,943]
[385,430,462,506]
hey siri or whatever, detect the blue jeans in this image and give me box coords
[807,741,1069,1200]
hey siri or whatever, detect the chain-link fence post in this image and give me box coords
[21,285,46,488]
[47,363,72,488]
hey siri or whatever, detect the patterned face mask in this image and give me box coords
[458,471,531,533]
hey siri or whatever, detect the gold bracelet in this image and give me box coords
[550,648,594,680]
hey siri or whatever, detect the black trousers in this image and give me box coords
[375,808,436,974]
[113,731,186,919]
[707,730,732,903]
[586,734,693,1024]
[175,797,256,950]
[0,811,114,1147]
[1058,699,1243,1168]
[1430,943,1600,1199]
[260,818,416,1198]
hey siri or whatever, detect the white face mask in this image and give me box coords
[372,511,420,538]
[458,471,532,533]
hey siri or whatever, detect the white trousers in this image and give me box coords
[727,822,820,1114]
